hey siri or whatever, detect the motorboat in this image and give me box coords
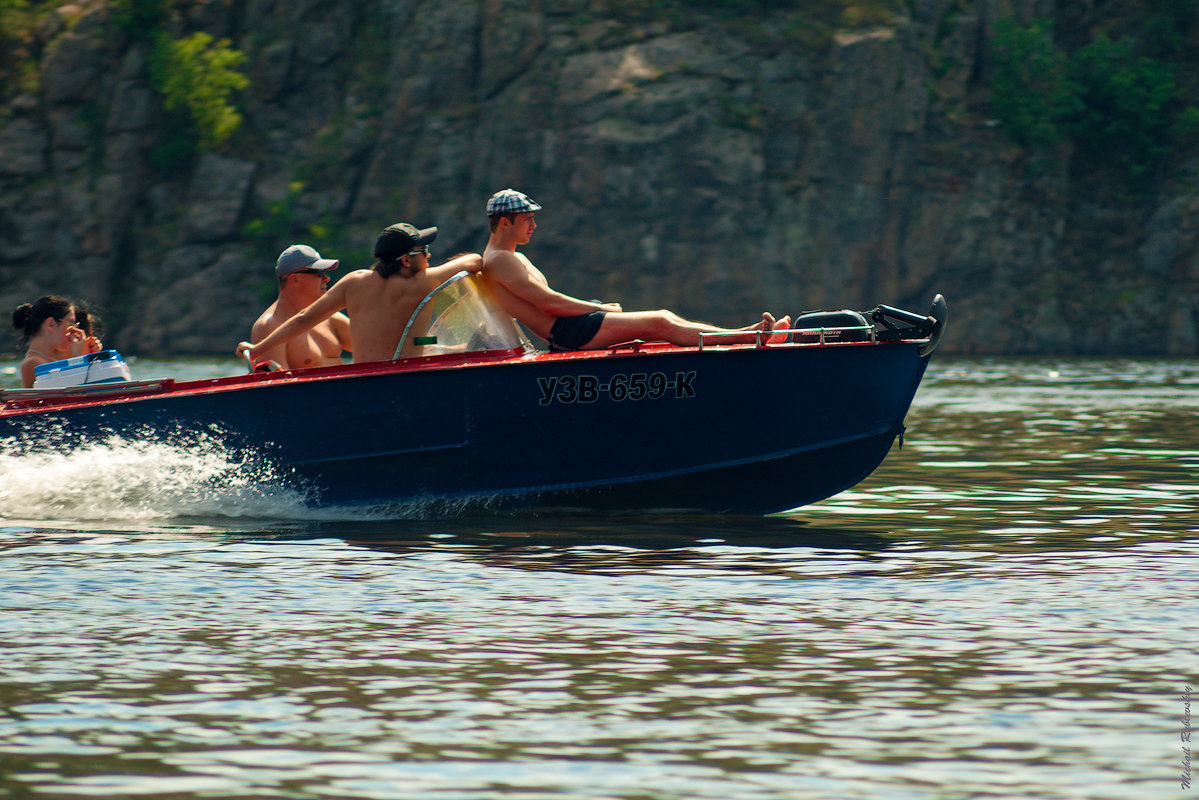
[0,274,947,514]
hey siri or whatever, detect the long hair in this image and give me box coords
[75,302,102,337]
[11,295,73,346]
[373,258,407,279]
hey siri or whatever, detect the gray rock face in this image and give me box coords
[0,0,1196,357]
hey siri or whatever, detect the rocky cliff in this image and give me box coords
[2,0,1197,357]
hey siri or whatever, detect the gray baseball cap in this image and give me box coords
[276,244,339,277]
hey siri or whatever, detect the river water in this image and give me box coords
[0,356,1196,799]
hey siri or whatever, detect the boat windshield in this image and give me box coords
[394,271,531,358]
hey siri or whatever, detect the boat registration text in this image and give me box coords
[537,371,696,405]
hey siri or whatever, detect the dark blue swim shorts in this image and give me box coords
[547,311,607,352]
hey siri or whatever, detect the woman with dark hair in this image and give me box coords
[73,302,104,345]
[11,296,102,387]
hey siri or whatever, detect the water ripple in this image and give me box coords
[2,358,1198,799]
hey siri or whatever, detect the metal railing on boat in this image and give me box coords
[0,379,176,410]
[696,324,877,351]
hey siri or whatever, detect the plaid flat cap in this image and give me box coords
[486,188,542,215]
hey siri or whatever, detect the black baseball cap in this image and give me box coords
[374,223,438,262]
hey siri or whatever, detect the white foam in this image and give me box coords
[0,433,316,523]
[0,432,516,526]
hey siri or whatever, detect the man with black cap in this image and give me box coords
[237,225,482,366]
[481,189,790,351]
[248,244,353,371]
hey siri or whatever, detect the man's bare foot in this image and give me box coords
[748,312,790,344]
[766,314,791,345]
[724,313,786,345]
[738,312,775,334]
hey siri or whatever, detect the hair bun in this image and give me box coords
[12,303,32,330]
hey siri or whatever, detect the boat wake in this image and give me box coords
[0,431,514,526]
[0,431,322,524]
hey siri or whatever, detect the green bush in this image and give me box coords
[989,18,1079,147]
[242,180,307,248]
[109,0,171,38]
[988,15,1199,184]
[1,1,64,54]
[594,0,900,28]
[0,0,33,42]
[149,31,249,151]
[1067,33,1182,179]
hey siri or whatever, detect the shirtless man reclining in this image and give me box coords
[479,189,789,351]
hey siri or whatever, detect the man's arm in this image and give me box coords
[237,282,349,362]
[426,252,484,284]
[19,357,37,388]
[485,251,619,316]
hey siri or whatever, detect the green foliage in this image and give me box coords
[149,112,199,173]
[0,0,29,20]
[839,0,898,28]
[1067,33,1182,179]
[295,122,354,187]
[347,21,390,110]
[989,18,1079,147]
[598,0,774,19]
[241,179,368,302]
[715,94,765,130]
[149,31,249,152]
[595,0,901,32]
[108,1,252,168]
[109,0,172,39]
[1,1,74,101]
[0,0,33,41]
[988,15,1199,184]
[1,0,62,55]
[1098,0,1199,61]
[242,180,346,257]
[1174,105,1199,143]
[242,180,308,249]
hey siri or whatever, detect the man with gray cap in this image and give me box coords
[482,189,790,351]
[238,224,482,366]
[248,244,352,371]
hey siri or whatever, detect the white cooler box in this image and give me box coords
[33,350,132,389]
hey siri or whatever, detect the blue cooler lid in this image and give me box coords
[34,349,123,375]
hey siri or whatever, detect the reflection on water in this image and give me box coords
[814,358,1199,553]
[1,358,1197,799]
[914,356,1199,412]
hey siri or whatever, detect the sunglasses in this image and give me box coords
[294,269,329,277]
[406,247,430,258]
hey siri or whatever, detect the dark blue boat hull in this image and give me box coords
[0,341,929,514]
